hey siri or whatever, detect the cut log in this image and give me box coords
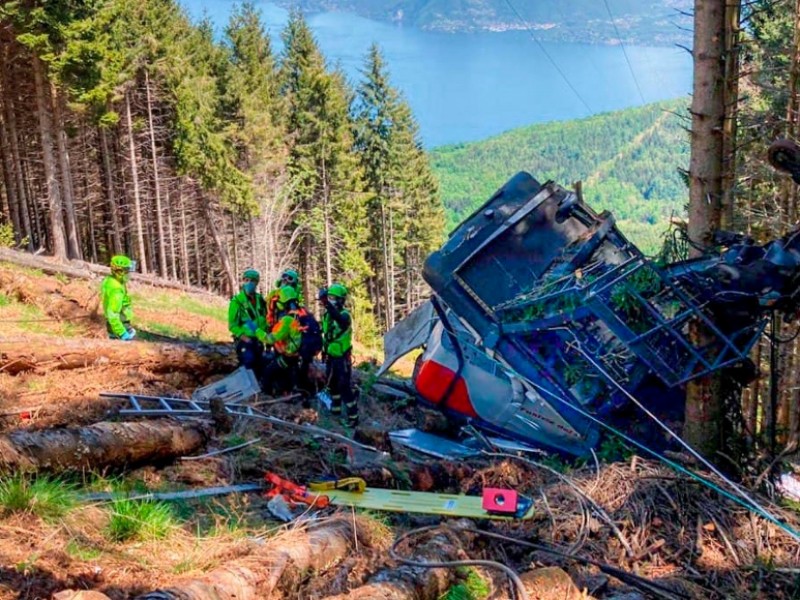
[136,518,362,600]
[323,530,460,600]
[0,339,236,376]
[0,420,209,471]
[0,247,218,296]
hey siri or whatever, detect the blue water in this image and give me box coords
[182,1,692,148]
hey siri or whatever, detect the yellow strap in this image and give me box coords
[308,477,366,493]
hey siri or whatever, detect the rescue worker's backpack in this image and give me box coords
[296,308,323,359]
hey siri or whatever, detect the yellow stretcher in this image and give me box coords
[316,488,535,520]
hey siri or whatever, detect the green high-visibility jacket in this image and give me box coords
[265,312,302,356]
[322,308,352,358]
[101,275,133,337]
[228,291,268,340]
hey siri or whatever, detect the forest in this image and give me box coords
[0,0,444,340]
[431,99,690,253]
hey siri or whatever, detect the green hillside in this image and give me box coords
[429,98,690,253]
[280,0,692,45]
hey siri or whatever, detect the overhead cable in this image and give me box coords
[501,0,593,115]
[602,0,647,104]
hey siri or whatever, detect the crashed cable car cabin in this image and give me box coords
[387,171,800,457]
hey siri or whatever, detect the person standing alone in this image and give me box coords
[101,255,136,341]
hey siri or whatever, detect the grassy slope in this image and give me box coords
[430,98,690,254]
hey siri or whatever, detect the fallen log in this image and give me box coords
[0,247,218,296]
[136,518,362,600]
[0,338,236,376]
[0,420,209,471]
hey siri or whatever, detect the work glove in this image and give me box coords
[120,329,136,341]
[255,328,268,343]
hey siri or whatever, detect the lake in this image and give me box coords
[181,1,693,148]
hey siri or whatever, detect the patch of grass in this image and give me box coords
[440,567,491,600]
[105,499,177,542]
[0,293,10,307]
[78,473,149,495]
[58,321,87,338]
[11,303,49,335]
[132,291,226,323]
[65,539,103,561]
[538,454,573,474]
[224,434,247,448]
[179,296,227,321]
[54,272,69,284]
[173,556,198,574]
[14,553,40,576]
[0,474,76,521]
[138,321,194,341]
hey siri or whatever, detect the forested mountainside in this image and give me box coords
[277,0,693,45]
[0,2,443,339]
[430,99,690,253]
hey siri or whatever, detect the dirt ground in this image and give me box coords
[2,261,800,600]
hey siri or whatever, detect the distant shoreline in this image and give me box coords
[270,1,692,48]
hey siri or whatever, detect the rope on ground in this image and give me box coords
[481,450,635,558]
[181,437,263,461]
[390,524,530,600]
[0,315,94,323]
[464,527,692,600]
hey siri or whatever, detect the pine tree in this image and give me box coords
[353,44,444,328]
[280,11,375,337]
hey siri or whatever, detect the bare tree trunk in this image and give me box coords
[388,205,396,328]
[381,200,391,329]
[720,0,741,230]
[0,102,21,242]
[201,198,237,294]
[180,187,190,285]
[145,71,167,276]
[230,212,240,278]
[32,54,67,261]
[684,0,727,456]
[167,189,178,280]
[52,87,82,259]
[1,44,32,249]
[99,126,123,254]
[126,90,148,273]
[193,218,202,286]
[322,158,333,286]
[0,420,208,472]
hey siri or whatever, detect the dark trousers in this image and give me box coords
[297,355,316,396]
[262,353,298,396]
[327,353,357,424]
[235,338,265,382]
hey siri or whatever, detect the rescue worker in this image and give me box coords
[319,283,357,426]
[267,268,304,328]
[258,285,303,394]
[102,255,136,341]
[228,269,269,378]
